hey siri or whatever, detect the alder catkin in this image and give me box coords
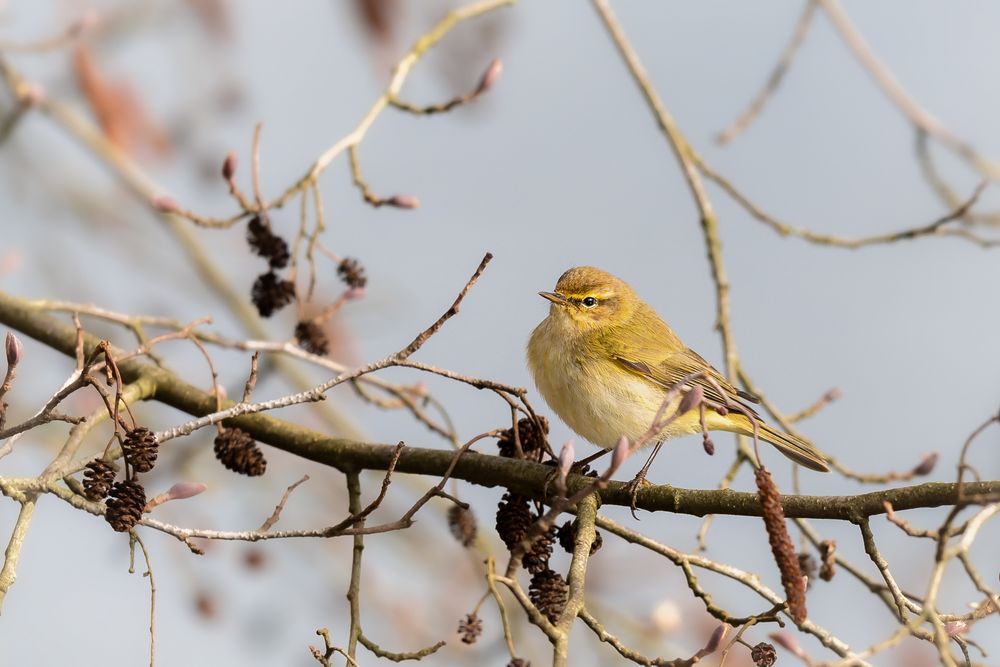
[755,465,807,624]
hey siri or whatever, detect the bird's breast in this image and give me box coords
[528,320,686,448]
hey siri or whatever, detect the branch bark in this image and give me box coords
[0,289,996,523]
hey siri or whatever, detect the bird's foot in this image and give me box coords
[624,472,653,519]
[623,440,664,519]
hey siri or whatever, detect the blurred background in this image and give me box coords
[0,1,998,665]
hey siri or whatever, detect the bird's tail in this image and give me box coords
[728,417,829,472]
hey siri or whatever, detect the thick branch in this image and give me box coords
[0,290,997,521]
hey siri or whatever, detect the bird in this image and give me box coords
[526,266,829,487]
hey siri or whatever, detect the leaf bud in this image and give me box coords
[221,151,237,180]
[945,620,968,637]
[557,440,575,481]
[611,435,630,470]
[166,482,207,501]
[676,385,704,416]
[5,332,22,366]
[152,195,180,213]
[768,631,807,658]
[475,58,503,94]
[911,451,939,476]
[703,624,727,654]
[386,194,420,209]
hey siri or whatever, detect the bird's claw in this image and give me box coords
[625,473,652,519]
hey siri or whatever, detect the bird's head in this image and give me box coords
[538,266,639,333]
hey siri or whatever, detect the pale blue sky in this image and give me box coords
[1,2,998,665]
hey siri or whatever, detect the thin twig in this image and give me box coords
[395,252,493,361]
[717,1,819,144]
[258,475,310,532]
[130,532,157,667]
[819,0,1000,181]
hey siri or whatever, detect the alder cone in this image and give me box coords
[522,525,556,574]
[105,480,146,532]
[294,320,329,356]
[495,492,532,550]
[246,216,290,269]
[214,428,267,476]
[457,613,482,645]
[251,271,295,318]
[123,426,158,473]
[82,459,115,501]
[337,257,367,289]
[497,416,549,459]
[529,568,568,624]
[751,642,776,667]
[447,505,477,547]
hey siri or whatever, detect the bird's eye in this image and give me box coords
[582,296,598,308]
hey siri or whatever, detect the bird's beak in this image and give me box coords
[538,291,568,305]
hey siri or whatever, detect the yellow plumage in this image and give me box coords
[526,266,829,472]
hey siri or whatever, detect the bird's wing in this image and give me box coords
[599,305,759,413]
[613,344,760,416]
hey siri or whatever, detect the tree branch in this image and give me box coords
[0,289,996,523]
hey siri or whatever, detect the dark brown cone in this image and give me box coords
[750,642,777,667]
[105,480,146,532]
[755,466,807,624]
[251,271,295,318]
[82,459,116,501]
[457,613,482,645]
[122,426,158,473]
[294,320,329,356]
[495,492,533,551]
[214,428,267,476]
[522,524,556,574]
[497,416,549,459]
[798,552,817,589]
[556,519,602,555]
[819,539,837,581]
[529,569,568,625]
[447,505,477,548]
[337,257,367,289]
[506,660,530,667]
[246,216,290,269]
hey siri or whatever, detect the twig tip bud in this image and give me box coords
[152,195,180,213]
[946,620,969,637]
[611,435,630,470]
[476,58,503,94]
[222,151,237,180]
[5,332,22,366]
[677,385,704,416]
[704,624,727,653]
[557,440,575,480]
[166,482,207,501]
[912,451,938,476]
[386,194,420,209]
[769,631,806,658]
[345,286,367,300]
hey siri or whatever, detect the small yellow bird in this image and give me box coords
[527,266,829,474]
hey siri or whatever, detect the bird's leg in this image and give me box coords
[541,448,610,499]
[571,448,610,473]
[625,440,664,518]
